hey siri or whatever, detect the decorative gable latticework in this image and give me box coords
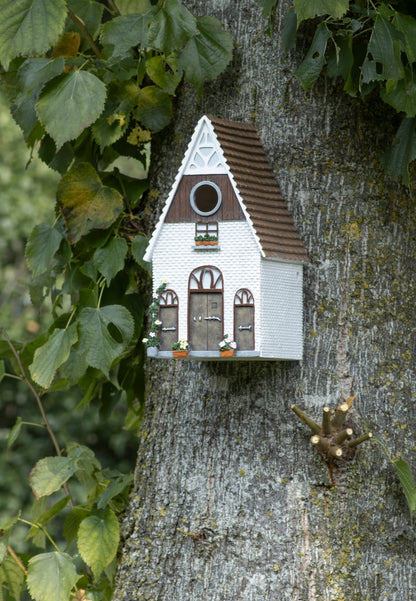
[184,121,226,174]
[208,116,308,262]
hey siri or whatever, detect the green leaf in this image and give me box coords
[295,22,332,90]
[30,456,78,497]
[381,73,416,117]
[136,86,173,131]
[7,417,22,451]
[93,237,128,285]
[393,459,416,520]
[394,13,416,63]
[92,112,129,151]
[131,233,150,271]
[117,0,151,14]
[29,324,78,389]
[0,0,67,70]
[63,506,91,543]
[67,442,101,473]
[78,305,135,375]
[361,14,404,83]
[27,552,78,601]
[17,57,65,94]
[293,0,349,23]
[255,0,278,18]
[27,496,70,542]
[148,0,196,53]
[25,222,65,278]
[97,473,133,509]
[0,360,4,383]
[146,56,181,95]
[180,16,233,94]
[327,34,354,82]
[34,496,70,527]
[0,555,26,601]
[11,88,40,142]
[282,8,297,53]
[36,70,107,148]
[77,509,120,578]
[100,11,155,57]
[0,514,21,562]
[381,117,416,186]
[59,347,89,384]
[57,163,124,244]
[38,135,74,174]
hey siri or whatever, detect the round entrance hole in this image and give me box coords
[190,181,222,216]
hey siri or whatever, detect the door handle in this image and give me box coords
[238,325,252,331]
[162,326,176,331]
[204,316,221,321]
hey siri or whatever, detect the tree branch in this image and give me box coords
[67,8,102,59]
[0,327,74,506]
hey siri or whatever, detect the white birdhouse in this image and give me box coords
[143,115,308,360]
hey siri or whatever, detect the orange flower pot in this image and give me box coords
[173,350,188,358]
[219,349,234,357]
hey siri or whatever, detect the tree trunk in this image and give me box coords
[114,1,416,599]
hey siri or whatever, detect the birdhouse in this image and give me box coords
[143,115,308,360]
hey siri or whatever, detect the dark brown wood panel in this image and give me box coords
[165,174,244,223]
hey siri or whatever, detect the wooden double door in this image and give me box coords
[189,292,223,350]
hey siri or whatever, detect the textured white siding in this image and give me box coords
[151,221,261,348]
[260,260,303,359]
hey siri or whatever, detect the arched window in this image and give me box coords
[159,289,179,307]
[234,288,254,306]
[189,266,223,291]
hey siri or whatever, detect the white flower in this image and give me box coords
[154,319,162,326]
[163,278,168,284]
[142,338,148,343]
[149,332,156,338]
[152,293,159,299]
[219,340,226,348]
[230,341,237,349]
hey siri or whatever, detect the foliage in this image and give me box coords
[0,2,232,600]
[0,92,57,342]
[141,280,167,347]
[256,0,416,185]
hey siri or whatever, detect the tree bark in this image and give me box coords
[114,1,416,599]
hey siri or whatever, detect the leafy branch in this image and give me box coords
[256,0,416,185]
[0,2,233,600]
[0,326,62,460]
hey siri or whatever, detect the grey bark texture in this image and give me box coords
[114,1,416,599]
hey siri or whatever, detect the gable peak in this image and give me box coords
[183,117,227,175]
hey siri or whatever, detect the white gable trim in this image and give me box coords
[144,115,265,263]
[183,120,227,174]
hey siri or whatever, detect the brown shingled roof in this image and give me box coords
[208,115,308,262]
